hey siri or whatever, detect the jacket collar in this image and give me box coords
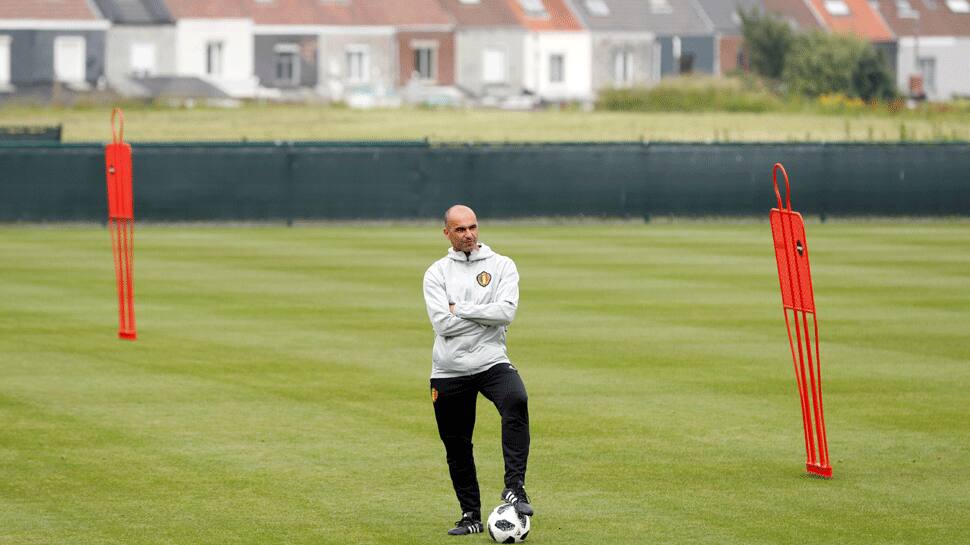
[447,242,494,262]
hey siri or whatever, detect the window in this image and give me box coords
[946,0,970,12]
[613,50,633,85]
[895,0,919,17]
[482,48,507,83]
[518,0,548,17]
[54,36,86,83]
[549,53,564,83]
[130,43,156,77]
[648,0,673,14]
[585,0,610,16]
[824,0,851,15]
[0,36,10,87]
[345,45,369,83]
[206,41,223,76]
[274,44,299,84]
[918,57,936,95]
[414,45,437,81]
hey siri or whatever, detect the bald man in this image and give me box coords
[423,205,533,536]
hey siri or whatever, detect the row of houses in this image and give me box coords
[1,0,968,105]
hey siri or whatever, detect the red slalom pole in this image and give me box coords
[769,163,831,478]
[105,108,137,340]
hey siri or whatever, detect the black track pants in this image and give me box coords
[430,362,530,517]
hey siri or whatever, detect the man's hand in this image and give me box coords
[449,303,456,315]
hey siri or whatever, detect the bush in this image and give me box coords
[596,76,783,113]
[783,31,897,101]
[852,46,898,101]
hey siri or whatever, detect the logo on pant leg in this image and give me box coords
[431,387,438,403]
[476,271,491,287]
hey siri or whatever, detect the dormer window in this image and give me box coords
[946,0,970,12]
[824,0,851,15]
[895,0,919,17]
[518,0,548,17]
[585,0,610,16]
[648,0,673,14]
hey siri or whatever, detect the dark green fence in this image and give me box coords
[1,142,967,221]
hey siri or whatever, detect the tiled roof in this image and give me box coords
[871,0,970,37]
[574,0,712,35]
[250,0,453,26]
[250,0,354,24]
[805,0,894,40]
[92,0,173,24]
[762,0,823,29]
[438,0,519,27]
[568,0,698,32]
[505,0,583,31]
[367,0,454,25]
[0,0,101,19]
[694,0,765,33]
[165,0,249,18]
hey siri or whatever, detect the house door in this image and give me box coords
[54,36,86,83]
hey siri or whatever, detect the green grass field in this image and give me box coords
[2,104,970,143]
[1,222,968,544]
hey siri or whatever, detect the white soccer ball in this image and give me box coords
[486,503,531,543]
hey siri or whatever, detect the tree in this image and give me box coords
[739,7,794,80]
[852,46,897,101]
[783,31,864,97]
[784,31,898,100]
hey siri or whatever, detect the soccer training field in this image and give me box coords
[1,221,967,544]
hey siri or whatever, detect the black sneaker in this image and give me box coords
[447,512,483,535]
[501,486,534,516]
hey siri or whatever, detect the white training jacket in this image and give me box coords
[423,242,519,378]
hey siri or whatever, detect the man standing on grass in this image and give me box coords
[423,204,533,536]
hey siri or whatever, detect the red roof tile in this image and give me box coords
[166,0,249,18]
[805,0,894,41]
[504,0,581,31]
[872,0,970,37]
[249,0,453,26]
[438,0,519,26]
[0,0,100,20]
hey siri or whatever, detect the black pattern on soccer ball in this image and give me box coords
[495,520,515,531]
[497,504,513,515]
